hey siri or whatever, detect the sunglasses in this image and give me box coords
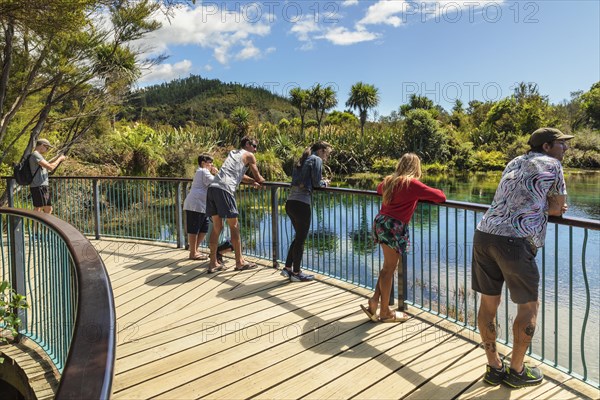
[250,143,258,148]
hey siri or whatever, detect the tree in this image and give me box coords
[230,106,250,140]
[512,82,552,134]
[309,84,337,138]
[0,0,171,169]
[325,110,359,126]
[399,94,436,117]
[580,81,600,129]
[450,99,465,129]
[403,109,449,163]
[289,87,310,138]
[346,82,379,136]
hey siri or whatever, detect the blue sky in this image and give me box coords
[137,0,600,117]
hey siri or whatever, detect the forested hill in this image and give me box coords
[120,75,296,127]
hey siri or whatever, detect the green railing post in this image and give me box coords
[271,186,279,268]
[397,252,408,311]
[176,182,184,249]
[8,214,27,338]
[93,179,101,240]
[7,178,15,207]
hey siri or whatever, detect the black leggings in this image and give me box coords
[285,200,312,273]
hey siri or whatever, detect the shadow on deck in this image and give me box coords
[95,239,599,400]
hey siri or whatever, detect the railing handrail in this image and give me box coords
[4,174,598,230]
[0,207,116,399]
[260,182,600,231]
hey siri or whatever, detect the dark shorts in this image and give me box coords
[205,187,238,219]
[471,229,539,304]
[185,210,210,234]
[30,186,51,207]
[372,214,410,254]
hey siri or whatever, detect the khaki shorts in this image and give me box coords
[471,229,539,304]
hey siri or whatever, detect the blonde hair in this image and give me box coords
[381,153,422,205]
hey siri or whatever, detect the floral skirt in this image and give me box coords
[372,213,410,254]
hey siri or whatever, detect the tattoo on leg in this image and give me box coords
[525,324,536,337]
[486,322,497,335]
[482,342,497,353]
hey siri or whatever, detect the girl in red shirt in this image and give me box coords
[361,153,446,322]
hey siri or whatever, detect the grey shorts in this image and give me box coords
[471,229,539,304]
[205,187,239,219]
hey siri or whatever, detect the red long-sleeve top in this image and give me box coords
[377,179,446,224]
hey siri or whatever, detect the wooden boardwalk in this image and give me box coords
[95,239,599,400]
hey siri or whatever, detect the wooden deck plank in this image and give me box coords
[150,304,370,400]
[357,340,479,399]
[404,339,487,399]
[113,266,301,337]
[90,239,599,400]
[251,312,441,400]
[115,279,323,347]
[114,296,365,399]
[113,289,356,393]
[115,284,343,365]
[302,317,450,399]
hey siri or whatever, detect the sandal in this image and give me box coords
[235,263,258,271]
[379,311,410,323]
[208,264,229,273]
[189,254,209,261]
[360,305,379,322]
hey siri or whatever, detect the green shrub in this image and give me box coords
[422,162,448,174]
[471,150,507,171]
[371,157,397,174]
[0,281,28,349]
[254,150,287,181]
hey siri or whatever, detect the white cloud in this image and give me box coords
[290,18,321,42]
[319,27,380,46]
[137,4,272,65]
[289,15,379,48]
[341,0,359,7]
[140,60,192,83]
[358,0,409,28]
[357,1,506,27]
[236,41,261,60]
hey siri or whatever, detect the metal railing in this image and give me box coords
[0,206,116,399]
[3,175,599,389]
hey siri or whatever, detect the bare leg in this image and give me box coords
[188,233,199,259]
[510,301,539,372]
[208,216,223,270]
[377,244,403,319]
[226,217,248,267]
[478,294,503,369]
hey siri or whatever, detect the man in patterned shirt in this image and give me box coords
[472,127,573,388]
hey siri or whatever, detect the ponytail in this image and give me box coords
[295,141,333,169]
